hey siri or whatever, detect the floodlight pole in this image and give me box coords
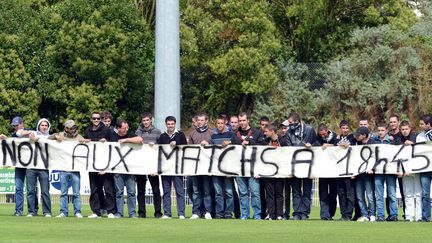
[154,0,181,130]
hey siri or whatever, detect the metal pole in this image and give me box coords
[154,0,181,130]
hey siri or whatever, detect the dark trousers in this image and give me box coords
[284,178,292,219]
[260,179,267,219]
[292,178,312,217]
[89,172,116,215]
[136,175,162,217]
[263,178,284,219]
[233,186,241,219]
[336,178,355,219]
[319,178,337,219]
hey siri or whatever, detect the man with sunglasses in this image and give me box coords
[83,111,116,218]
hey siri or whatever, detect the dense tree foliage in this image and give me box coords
[0,0,153,133]
[1,0,430,133]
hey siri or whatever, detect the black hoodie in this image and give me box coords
[84,123,115,141]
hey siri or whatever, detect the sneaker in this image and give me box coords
[369,216,376,222]
[416,219,423,222]
[277,216,283,220]
[154,212,163,219]
[138,213,146,218]
[240,216,248,220]
[179,215,185,220]
[107,213,116,219]
[357,216,369,222]
[26,213,34,217]
[264,215,270,220]
[204,212,212,220]
[130,214,137,219]
[56,213,67,218]
[161,215,171,219]
[88,213,101,218]
[190,214,200,219]
[377,217,385,222]
[293,215,302,220]
[114,214,122,218]
[44,214,52,218]
[300,215,308,220]
[14,212,22,216]
[75,213,83,218]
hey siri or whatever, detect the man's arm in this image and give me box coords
[119,136,143,144]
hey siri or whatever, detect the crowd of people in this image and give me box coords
[1,111,432,222]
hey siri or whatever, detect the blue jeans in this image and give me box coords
[375,174,397,219]
[236,177,261,219]
[14,168,26,215]
[191,176,212,215]
[59,171,82,216]
[162,176,185,217]
[355,174,375,217]
[421,172,432,221]
[26,169,51,215]
[114,174,136,217]
[212,176,234,218]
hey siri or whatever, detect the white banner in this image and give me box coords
[1,138,432,178]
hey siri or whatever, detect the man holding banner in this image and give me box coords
[49,120,84,218]
[285,112,316,220]
[233,112,263,220]
[83,111,117,219]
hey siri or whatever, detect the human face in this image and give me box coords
[230,117,239,131]
[13,123,24,131]
[281,126,288,134]
[65,126,77,135]
[400,125,411,137]
[216,119,226,133]
[117,122,129,136]
[389,117,399,131]
[260,120,269,132]
[377,127,387,140]
[103,118,112,127]
[196,115,207,128]
[141,116,152,129]
[264,128,274,138]
[319,129,328,139]
[39,121,49,133]
[91,114,101,126]
[359,120,369,128]
[166,120,176,134]
[340,125,350,136]
[239,115,249,130]
[355,134,366,142]
[420,120,431,131]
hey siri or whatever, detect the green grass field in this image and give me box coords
[0,204,431,242]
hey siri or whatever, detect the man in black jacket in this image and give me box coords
[285,112,316,220]
[83,111,117,218]
[158,116,187,219]
[232,112,264,220]
[316,123,338,220]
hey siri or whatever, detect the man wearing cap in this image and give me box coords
[10,117,34,216]
[49,120,84,218]
[352,126,376,222]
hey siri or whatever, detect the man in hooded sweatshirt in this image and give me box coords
[82,111,117,218]
[25,118,52,217]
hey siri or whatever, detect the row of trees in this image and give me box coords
[0,0,431,134]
